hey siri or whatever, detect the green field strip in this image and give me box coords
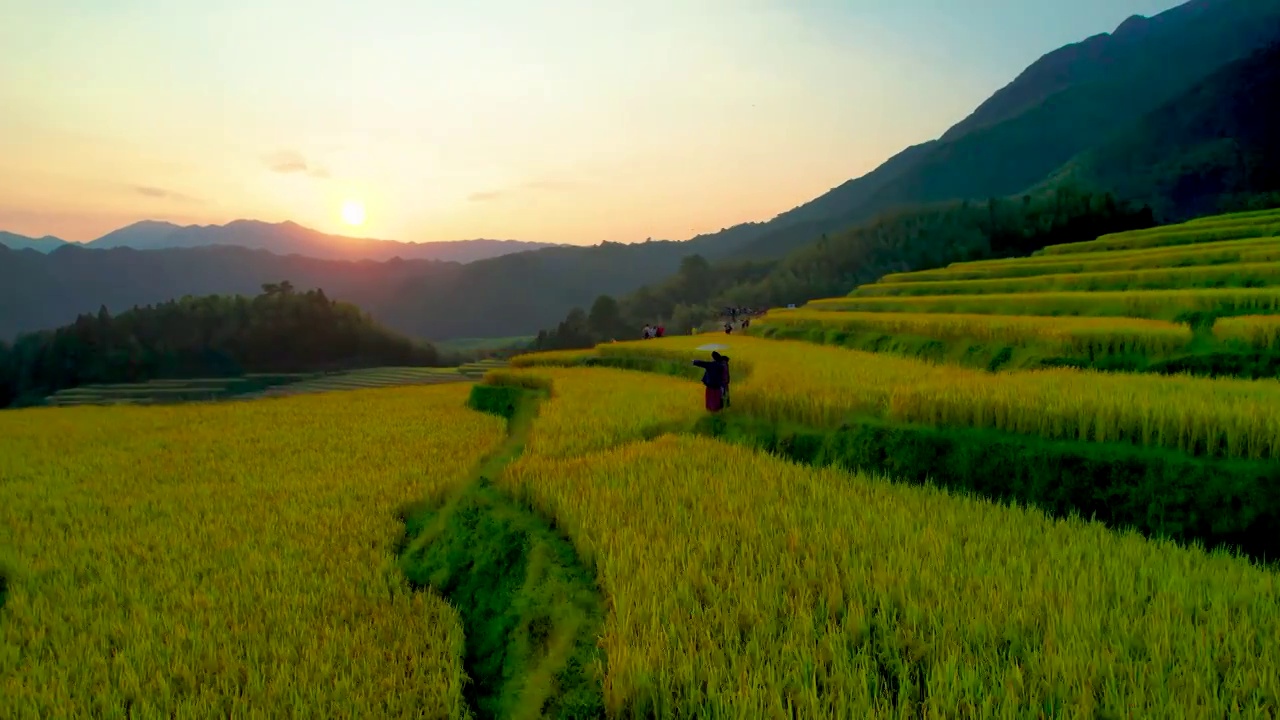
[880,237,1280,282]
[853,260,1280,297]
[811,287,1280,320]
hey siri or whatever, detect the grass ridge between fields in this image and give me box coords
[397,383,607,720]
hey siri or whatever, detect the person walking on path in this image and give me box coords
[692,351,729,412]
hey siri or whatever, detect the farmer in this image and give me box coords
[692,351,730,412]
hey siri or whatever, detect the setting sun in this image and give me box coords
[340,200,365,226]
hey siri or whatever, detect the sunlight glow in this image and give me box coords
[340,200,365,227]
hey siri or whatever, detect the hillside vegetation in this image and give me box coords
[533,186,1154,349]
[0,282,438,408]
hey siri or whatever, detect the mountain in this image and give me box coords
[1044,40,1280,219]
[701,0,1280,261]
[3,0,1275,345]
[0,231,68,253]
[530,0,1280,348]
[78,219,565,263]
[0,234,733,341]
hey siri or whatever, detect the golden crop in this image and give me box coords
[879,238,1280,283]
[1041,223,1280,256]
[812,287,1280,321]
[0,384,504,718]
[496,368,1280,716]
[947,235,1280,271]
[509,348,600,369]
[755,309,1192,355]
[854,260,1280,297]
[1214,314,1280,351]
[567,335,1280,460]
[496,366,699,458]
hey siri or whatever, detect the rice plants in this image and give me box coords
[561,335,1280,460]
[753,309,1193,355]
[853,261,1280,297]
[493,366,699,458]
[0,384,503,718]
[812,287,1280,322]
[1214,315,1280,351]
[1039,224,1280,256]
[877,237,1280,283]
[499,424,1280,717]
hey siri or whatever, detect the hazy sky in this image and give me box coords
[0,0,1184,245]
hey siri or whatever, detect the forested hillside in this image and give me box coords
[533,187,1154,348]
[0,239,711,341]
[1047,40,1280,219]
[0,283,436,408]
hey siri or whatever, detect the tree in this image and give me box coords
[587,295,625,340]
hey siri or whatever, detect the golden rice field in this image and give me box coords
[1214,314,1280,351]
[1039,220,1280,256]
[496,368,1280,717]
[0,384,503,718]
[753,308,1192,355]
[489,366,697,458]
[853,260,1280,297]
[817,287,1280,321]
[878,237,1280,283]
[949,234,1280,270]
[556,335,1280,460]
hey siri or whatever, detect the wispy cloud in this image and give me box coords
[131,185,203,203]
[263,150,329,178]
[467,179,577,202]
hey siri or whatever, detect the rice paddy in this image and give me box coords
[5,208,1280,717]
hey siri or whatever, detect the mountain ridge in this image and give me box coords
[0,219,567,264]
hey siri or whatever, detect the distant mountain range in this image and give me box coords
[0,220,564,263]
[3,0,1279,343]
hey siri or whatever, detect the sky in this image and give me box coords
[0,0,1185,246]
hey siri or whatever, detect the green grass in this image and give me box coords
[398,384,606,719]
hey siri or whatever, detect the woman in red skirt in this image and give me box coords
[692,351,729,412]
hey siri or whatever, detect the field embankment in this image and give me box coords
[397,381,607,719]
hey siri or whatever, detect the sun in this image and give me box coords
[340,199,365,227]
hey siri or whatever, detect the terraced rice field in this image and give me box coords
[7,208,1280,717]
[43,374,309,406]
[44,360,511,406]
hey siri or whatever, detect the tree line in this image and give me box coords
[533,186,1155,350]
[0,283,439,408]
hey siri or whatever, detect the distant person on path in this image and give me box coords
[642,324,653,339]
[724,321,733,335]
[656,324,665,338]
[692,351,729,412]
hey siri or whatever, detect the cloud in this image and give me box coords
[467,179,576,202]
[263,150,329,178]
[131,185,203,203]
